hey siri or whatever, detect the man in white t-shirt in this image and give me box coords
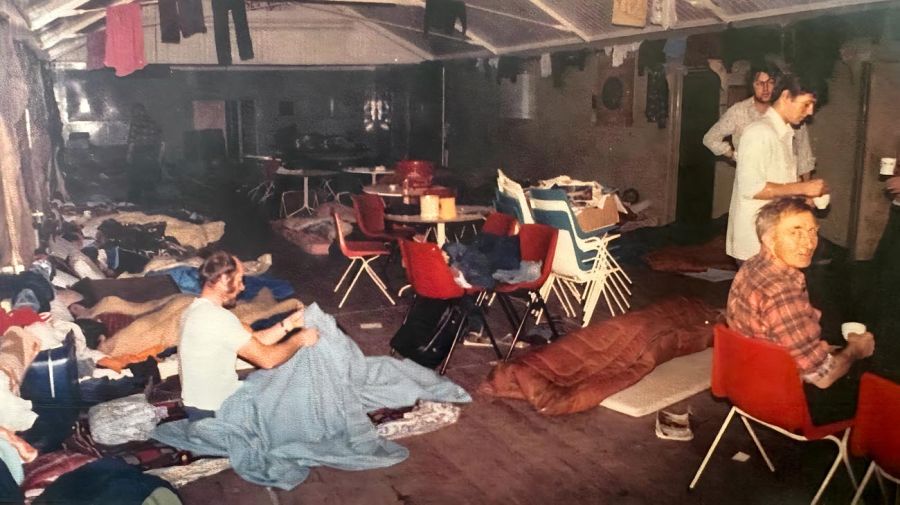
[179,251,318,420]
[726,73,829,261]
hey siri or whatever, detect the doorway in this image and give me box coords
[675,70,721,225]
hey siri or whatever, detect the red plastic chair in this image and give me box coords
[689,324,857,504]
[332,213,395,308]
[492,223,559,360]
[399,240,500,374]
[849,372,900,505]
[481,211,518,236]
[351,193,415,242]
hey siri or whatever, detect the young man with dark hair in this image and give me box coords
[703,63,815,180]
[727,198,877,423]
[726,73,829,262]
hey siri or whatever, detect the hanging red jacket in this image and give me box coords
[104,2,146,77]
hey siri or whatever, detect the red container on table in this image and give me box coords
[395,160,434,188]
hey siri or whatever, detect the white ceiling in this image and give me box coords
[15,0,900,65]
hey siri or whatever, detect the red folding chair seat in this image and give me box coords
[689,324,857,504]
[332,213,395,308]
[491,223,559,360]
[399,240,500,374]
[849,372,900,505]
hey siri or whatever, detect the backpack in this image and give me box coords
[390,296,466,369]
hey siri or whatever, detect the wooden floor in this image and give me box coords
[173,191,871,505]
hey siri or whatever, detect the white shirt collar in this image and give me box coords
[764,107,794,140]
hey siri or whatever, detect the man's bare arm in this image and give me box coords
[811,332,875,389]
[754,179,827,200]
[238,328,319,370]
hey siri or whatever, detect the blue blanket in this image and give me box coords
[152,303,471,489]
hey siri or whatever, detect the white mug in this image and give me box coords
[812,194,830,210]
[841,322,866,340]
[880,157,897,176]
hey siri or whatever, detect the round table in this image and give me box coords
[384,209,488,246]
[343,166,395,185]
[363,184,449,199]
[275,168,335,215]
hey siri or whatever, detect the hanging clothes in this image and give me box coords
[158,0,207,43]
[212,0,254,65]
[423,0,466,36]
[86,30,105,70]
[103,2,146,77]
[645,65,669,128]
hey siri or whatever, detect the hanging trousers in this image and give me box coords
[158,0,207,43]
[212,0,253,65]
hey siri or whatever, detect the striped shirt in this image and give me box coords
[726,248,834,383]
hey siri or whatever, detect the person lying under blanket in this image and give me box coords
[152,251,471,489]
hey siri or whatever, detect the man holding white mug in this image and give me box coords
[727,198,880,424]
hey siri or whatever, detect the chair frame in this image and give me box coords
[689,325,857,505]
[333,214,395,308]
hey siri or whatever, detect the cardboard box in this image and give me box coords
[576,200,620,231]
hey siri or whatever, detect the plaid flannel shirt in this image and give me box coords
[726,248,834,383]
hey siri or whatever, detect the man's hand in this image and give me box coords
[295,327,319,348]
[801,179,828,197]
[282,306,305,331]
[886,176,900,197]
[846,331,875,360]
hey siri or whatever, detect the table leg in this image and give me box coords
[436,223,446,247]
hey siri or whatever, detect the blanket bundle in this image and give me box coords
[152,303,471,489]
[481,296,720,415]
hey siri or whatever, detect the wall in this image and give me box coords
[53,67,391,160]
[444,52,674,222]
[809,60,865,247]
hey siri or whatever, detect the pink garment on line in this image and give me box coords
[103,2,146,77]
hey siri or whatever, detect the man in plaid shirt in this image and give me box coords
[727,197,875,424]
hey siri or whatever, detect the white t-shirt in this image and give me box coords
[179,298,252,411]
[727,108,799,260]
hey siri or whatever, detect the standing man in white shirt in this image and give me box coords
[703,63,816,181]
[726,73,828,262]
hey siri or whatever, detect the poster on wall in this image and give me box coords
[500,72,536,119]
[612,0,647,28]
[593,56,634,127]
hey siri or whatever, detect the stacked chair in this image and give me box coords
[398,239,501,375]
[331,213,395,308]
[690,325,858,504]
[495,169,534,224]
[529,187,632,326]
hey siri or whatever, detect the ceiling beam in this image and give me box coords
[335,5,434,60]
[25,0,92,30]
[38,0,134,50]
[524,0,589,41]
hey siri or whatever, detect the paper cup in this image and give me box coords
[881,157,897,176]
[812,194,830,209]
[841,322,866,340]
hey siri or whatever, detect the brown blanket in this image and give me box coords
[480,297,720,416]
[642,235,736,273]
[96,288,302,359]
